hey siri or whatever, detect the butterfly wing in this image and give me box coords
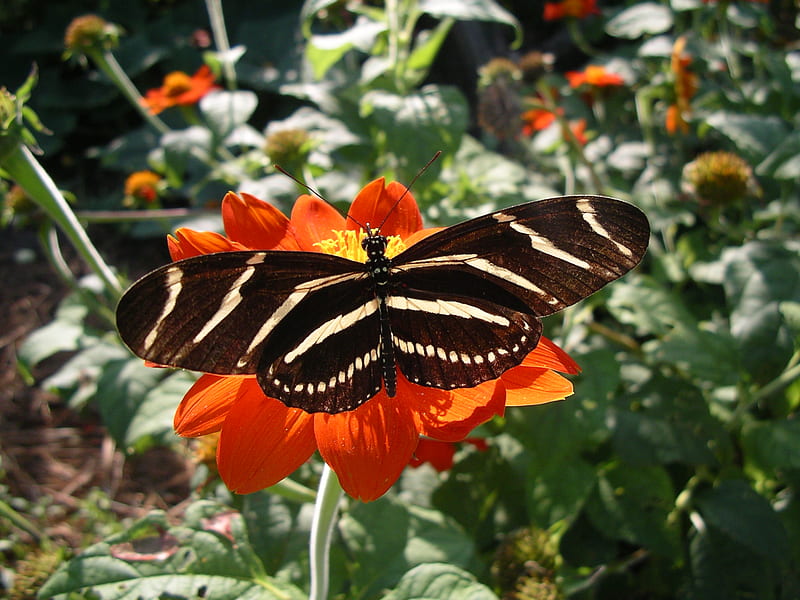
[387,195,648,389]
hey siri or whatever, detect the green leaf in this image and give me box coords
[383,563,499,600]
[360,85,468,183]
[200,90,259,139]
[403,19,455,88]
[17,320,90,369]
[719,241,800,381]
[300,0,347,37]
[606,277,694,338]
[41,340,131,408]
[704,111,788,161]
[605,4,673,38]
[742,419,800,472]
[695,479,790,560]
[611,381,725,467]
[780,301,800,342]
[688,521,788,600]
[418,0,521,45]
[644,325,741,387]
[340,496,474,598]
[306,17,387,79]
[757,130,800,180]
[40,504,303,600]
[241,491,308,576]
[586,462,681,558]
[527,457,597,529]
[125,370,197,449]
[94,358,177,452]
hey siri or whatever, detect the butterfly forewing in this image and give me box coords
[116,251,366,376]
[393,195,649,317]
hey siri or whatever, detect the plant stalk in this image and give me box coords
[2,145,123,298]
[308,464,344,600]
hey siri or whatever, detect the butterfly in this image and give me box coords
[116,192,649,414]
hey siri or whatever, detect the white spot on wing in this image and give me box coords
[387,296,510,325]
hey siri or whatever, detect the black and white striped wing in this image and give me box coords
[387,195,649,390]
[117,251,385,413]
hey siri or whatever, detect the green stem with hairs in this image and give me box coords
[1,145,123,298]
[308,464,344,600]
[88,49,171,134]
[205,0,238,89]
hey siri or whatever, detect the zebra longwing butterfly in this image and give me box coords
[116,194,649,414]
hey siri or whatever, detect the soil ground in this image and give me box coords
[0,225,192,551]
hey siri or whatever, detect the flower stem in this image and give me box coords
[1,145,123,298]
[205,0,237,90]
[89,49,171,134]
[308,464,344,600]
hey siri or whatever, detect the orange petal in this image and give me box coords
[315,394,419,502]
[168,228,246,260]
[290,194,347,251]
[502,367,574,406]
[174,374,243,437]
[409,439,456,472]
[522,337,581,374]
[348,178,423,239]
[217,380,316,494]
[407,374,506,442]
[221,191,301,250]
[403,226,443,248]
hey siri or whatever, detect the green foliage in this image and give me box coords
[3,0,800,598]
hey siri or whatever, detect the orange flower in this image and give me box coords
[543,0,599,20]
[168,179,580,501]
[141,65,219,115]
[521,108,588,146]
[566,65,625,88]
[521,108,558,136]
[124,170,161,205]
[666,37,698,134]
[409,438,489,472]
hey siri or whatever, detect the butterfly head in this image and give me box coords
[361,229,389,261]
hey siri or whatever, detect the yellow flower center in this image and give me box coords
[163,72,193,97]
[315,229,406,262]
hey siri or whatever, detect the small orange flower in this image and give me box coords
[566,65,625,88]
[543,0,599,20]
[167,179,579,501]
[521,108,558,136]
[141,65,219,115]
[124,170,162,205]
[521,108,588,146]
[666,37,698,134]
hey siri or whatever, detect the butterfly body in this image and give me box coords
[116,195,649,414]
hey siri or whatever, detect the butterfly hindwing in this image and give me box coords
[386,285,543,390]
[255,283,384,414]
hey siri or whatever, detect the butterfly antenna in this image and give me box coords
[376,151,441,230]
[274,164,327,202]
